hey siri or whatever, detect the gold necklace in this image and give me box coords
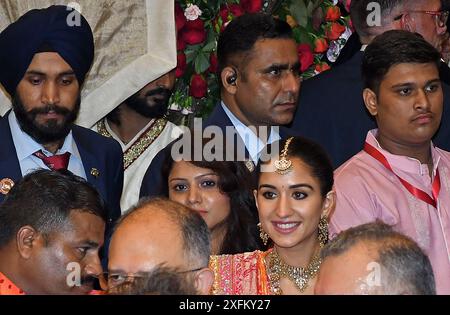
[266,248,322,295]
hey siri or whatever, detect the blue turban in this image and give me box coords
[0,5,94,96]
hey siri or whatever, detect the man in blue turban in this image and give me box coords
[0,5,124,287]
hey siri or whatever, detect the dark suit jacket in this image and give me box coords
[139,103,292,198]
[289,51,450,168]
[0,114,124,239]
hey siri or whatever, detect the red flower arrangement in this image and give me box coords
[172,0,352,117]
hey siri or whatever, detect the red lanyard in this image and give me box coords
[364,142,441,208]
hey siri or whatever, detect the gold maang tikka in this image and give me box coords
[274,137,294,175]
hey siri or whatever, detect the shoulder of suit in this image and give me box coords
[72,125,122,150]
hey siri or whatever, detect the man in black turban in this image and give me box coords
[0,6,124,290]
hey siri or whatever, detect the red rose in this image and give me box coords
[315,62,331,73]
[241,0,263,13]
[297,44,314,72]
[175,3,186,32]
[229,4,245,17]
[219,4,244,23]
[326,22,346,40]
[345,0,352,12]
[314,38,329,53]
[190,74,207,98]
[219,6,230,23]
[177,36,186,51]
[209,53,218,74]
[176,53,186,78]
[325,6,341,22]
[185,19,204,31]
[182,20,206,46]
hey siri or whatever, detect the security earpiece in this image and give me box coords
[226,72,237,85]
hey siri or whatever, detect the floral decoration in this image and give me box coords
[172,0,352,118]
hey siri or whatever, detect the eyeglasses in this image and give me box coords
[102,267,205,288]
[394,10,449,28]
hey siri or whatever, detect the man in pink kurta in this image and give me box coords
[330,30,450,294]
[332,130,450,294]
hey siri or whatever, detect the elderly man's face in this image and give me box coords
[410,0,448,52]
[26,211,105,294]
[13,52,80,144]
[107,209,193,292]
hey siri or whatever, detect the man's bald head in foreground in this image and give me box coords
[315,221,436,295]
[107,197,213,294]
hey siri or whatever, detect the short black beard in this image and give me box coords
[125,87,172,119]
[12,93,80,145]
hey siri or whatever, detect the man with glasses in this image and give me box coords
[105,197,214,294]
[393,8,449,53]
[290,0,450,169]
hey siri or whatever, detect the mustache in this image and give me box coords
[28,104,71,116]
[145,87,172,98]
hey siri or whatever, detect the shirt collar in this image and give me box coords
[366,129,440,176]
[221,102,281,163]
[8,111,81,161]
[0,272,25,295]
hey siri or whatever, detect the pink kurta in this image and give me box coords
[331,129,450,294]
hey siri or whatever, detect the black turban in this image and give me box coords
[0,5,94,96]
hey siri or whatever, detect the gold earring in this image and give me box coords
[257,222,269,246]
[318,217,329,247]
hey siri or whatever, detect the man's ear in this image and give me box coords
[399,13,415,32]
[195,267,214,294]
[321,190,336,219]
[363,88,378,117]
[16,225,41,259]
[221,66,238,94]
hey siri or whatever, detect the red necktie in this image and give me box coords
[33,150,71,171]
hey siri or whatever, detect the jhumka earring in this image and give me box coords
[318,216,329,247]
[257,222,269,246]
[274,137,294,175]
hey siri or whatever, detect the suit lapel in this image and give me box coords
[71,126,105,197]
[205,103,251,160]
[0,114,23,183]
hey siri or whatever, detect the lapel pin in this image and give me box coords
[0,178,15,195]
[90,168,100,178]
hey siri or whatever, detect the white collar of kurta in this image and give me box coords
[104,118,155,151]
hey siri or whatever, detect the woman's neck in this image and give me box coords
[210,223,228,255]
[274,232,321,267]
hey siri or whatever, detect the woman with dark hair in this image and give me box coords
[209,136,335,295]
[160,137,262,255]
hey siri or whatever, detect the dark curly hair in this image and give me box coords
[160,136,263,255]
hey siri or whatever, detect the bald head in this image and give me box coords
[108,197,210,274]
[315,222,436,295]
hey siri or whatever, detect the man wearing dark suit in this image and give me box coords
[290,0,450,168]
[0,6,123,235]
[140,13,301,197]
